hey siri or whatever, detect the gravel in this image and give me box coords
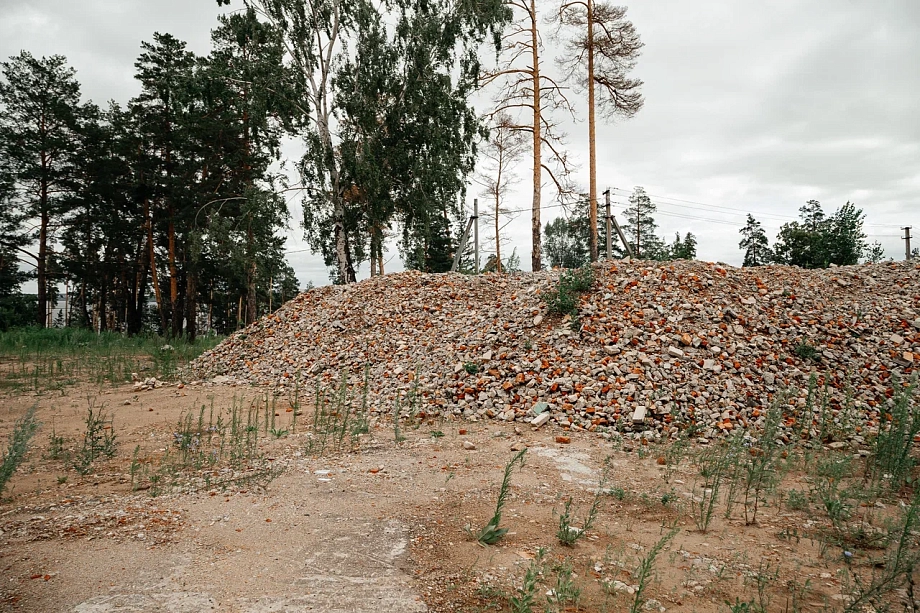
[189,259,920,444]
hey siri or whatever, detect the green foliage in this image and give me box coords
[623,187,667,260]
[0,327,220,392]
[543,264,595,318]
[629,528,678,613]
[473,448,527,545]
[557,460,609,546]
[867,378,919,491]
[0,405,40,496]
[0,51,82,327]
[864,241,887,263]
[773,200,868,268]
[741,400,784,525]
[667,232,697,260]
[548,559,581,610]
[840,489,920,612]
[793,340,819,361]
[305,371,371,456]
[785,489,809,511]
[463,361,480,375]
[73,403,117,475]
[691,435,741,532]
[509,549,545,613]
[739,214,773,267]
[256,0,511,282]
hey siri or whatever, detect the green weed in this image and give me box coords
[0,405,40,496]
[629,528,678,613]
[471,448,527,545]
[543,265,595,317]
[72,402,117,475]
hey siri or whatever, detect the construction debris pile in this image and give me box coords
[189,260,920,443]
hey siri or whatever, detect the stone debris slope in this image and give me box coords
[190,260,920,442]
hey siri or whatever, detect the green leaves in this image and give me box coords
[773,200,868,268]
[474,448,527,545]
[739,214,773,267]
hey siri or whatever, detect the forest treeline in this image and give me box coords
[0,13,303,337]
[0,0,888,337]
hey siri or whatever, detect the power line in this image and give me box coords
[607,186,907,229]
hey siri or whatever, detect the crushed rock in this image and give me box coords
[189,260,920,444]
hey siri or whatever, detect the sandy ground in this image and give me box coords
[0,381,900,612]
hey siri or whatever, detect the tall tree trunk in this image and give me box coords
[98,271,108,333]
[79,281,89,328]
[370,228,379,277]
[587,0,599,262]
[37,210,49,327]
[145,198,167,333]
[185,270,197,343]
[167,212,180,337]
[246,263,257,323]
[530,0,543,273]
[494,169,502,273]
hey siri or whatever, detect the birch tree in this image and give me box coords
[221,0,509,284]
[553,1,643,261]
[481,0,576,272]
[476,112,527,273]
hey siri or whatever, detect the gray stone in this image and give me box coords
[632,406,647,423]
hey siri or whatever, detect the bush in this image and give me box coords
[543,265,595,317]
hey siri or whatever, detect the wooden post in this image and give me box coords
[451,216,475,272]
[473,198,480,274]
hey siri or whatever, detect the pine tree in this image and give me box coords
[738,214,773,267]
[552,2,643,261]
[669,232,697,260]
[543,215,589,269]
[131,33,198,335]
[623,187,664,259]
[481,0,576,272]
[864,241,886,264]
[0,52,83,326]
[0,173,34,329]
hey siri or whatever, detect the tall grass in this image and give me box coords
[0,327,221,392]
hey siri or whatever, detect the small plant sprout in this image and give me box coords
[471,448,527,545]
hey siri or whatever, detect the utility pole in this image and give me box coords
[904,227,913,261]
[604,190,612,259]
[604,188,635,258]
[473,198,480,273]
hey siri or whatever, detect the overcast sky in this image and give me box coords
[2,0,917,287]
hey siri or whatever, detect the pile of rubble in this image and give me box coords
[189,259,920,443]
